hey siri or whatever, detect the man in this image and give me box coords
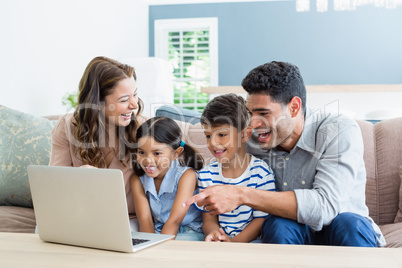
[184,61,385,247]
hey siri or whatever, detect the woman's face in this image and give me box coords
[104,76,138,127]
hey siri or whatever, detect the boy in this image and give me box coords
[198,93,275,242]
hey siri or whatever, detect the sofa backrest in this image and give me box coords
[357,118,402,225]
[45,110,402,226]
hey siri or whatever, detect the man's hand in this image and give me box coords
[182,185,244,215]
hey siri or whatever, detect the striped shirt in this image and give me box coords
[197,155,275,237]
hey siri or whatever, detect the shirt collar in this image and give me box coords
[142,160,178,198]
[293,108,317,153]
[295,107,327,154]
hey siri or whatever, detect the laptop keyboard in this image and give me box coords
[132,238,150,246]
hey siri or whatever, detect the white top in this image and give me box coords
[197,155,276,237]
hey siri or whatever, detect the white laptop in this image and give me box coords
[27,165,174,253]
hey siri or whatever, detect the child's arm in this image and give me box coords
[160,169,198,236]
[130,174,155,233]
[202,211,222,242]
[223,217,265,243]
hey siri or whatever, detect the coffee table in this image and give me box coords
[0,232,401,267]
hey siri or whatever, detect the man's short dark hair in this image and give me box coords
[241,61,306,114]
[201,93,249,131]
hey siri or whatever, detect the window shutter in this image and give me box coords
[155,18,218,112]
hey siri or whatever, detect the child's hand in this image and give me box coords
[205,230,222,242]
[205,228,232,242]
[216,228,232,242]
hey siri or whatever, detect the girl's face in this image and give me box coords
[104,76,138,127]
[136,136,183,180]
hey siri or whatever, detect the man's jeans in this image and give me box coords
[261,212,377,247]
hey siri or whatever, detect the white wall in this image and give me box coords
[0,0,149,116]
[307,92,402,120]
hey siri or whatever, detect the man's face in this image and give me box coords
[246,93,294,151]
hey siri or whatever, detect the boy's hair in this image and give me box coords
[201,93,250,131]
[241,61,306,114]
[133,116,204,176]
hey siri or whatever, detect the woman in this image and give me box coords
[50,56,146,215]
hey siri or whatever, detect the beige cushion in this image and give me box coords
[394,166,402,223]
[0,206,35,233]
[185,122,214,165]
[374,118,402,225]
[379,222,402,248]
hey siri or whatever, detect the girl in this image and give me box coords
[130,117,205,241]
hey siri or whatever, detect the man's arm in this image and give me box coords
[183,185,297,220]
[294,123,366,231]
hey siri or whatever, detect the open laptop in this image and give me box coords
[27,165,174,253]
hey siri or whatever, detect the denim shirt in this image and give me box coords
[140,160,202,233]
[247,107,385,246]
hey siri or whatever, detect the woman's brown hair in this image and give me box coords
[73,56,143,167]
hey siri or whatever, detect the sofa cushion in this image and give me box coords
[374,118,402,225]
[0,105,56,208]
[379,222,402,248]
[0,206,35,233]
[395,166,402,223]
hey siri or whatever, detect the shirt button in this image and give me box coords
[285,157,289,160]
[302,181,305,185]
[283,182,288,186]
[156,200,160,203]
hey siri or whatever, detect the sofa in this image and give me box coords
[1,104,402,247]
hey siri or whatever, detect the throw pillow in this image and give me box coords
[155,104,201,125]
[0,105,56,208]
[395,165,402,223]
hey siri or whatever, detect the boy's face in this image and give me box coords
[202,123,250,165]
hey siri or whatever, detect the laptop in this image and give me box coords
[27,165,174,253]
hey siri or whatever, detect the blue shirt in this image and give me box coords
[140,160,202,233]
[247,107,385,246]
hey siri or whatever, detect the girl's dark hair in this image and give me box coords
[73,56,143,167]
[133,117,204,176]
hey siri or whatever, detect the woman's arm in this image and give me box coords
[49,116,74,166]
[160,169,198,236]
[130,174,155,233]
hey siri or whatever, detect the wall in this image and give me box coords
[149,1,402,119]
[0,0,149,116]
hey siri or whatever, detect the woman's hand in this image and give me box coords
[79,164,97,168]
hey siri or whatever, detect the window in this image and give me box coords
[155,18,218,112]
